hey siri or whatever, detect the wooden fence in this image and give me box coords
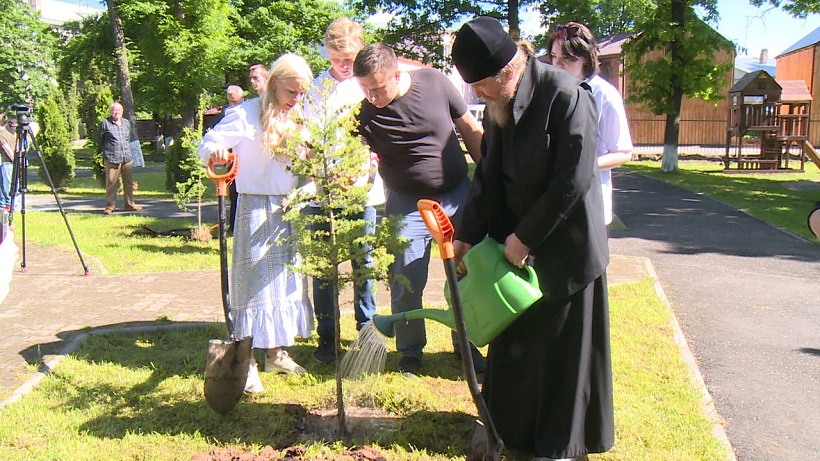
[809,116,820,147]
[630,109,819,148]
[629,116,727,146]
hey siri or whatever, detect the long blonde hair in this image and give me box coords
[260,54,314,159]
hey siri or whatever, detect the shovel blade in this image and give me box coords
[204,336,253,414]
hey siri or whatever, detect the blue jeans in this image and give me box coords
[385,178,471,360]
[309,205,378,339]
[0,162,17,209]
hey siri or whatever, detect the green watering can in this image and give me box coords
[372,199,543,460]
[372,210,543,348]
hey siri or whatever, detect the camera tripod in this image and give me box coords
[8,121,89,275]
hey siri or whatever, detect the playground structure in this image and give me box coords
[724,70,820,172]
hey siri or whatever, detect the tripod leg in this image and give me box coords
[8,130,27,272]
[18,128,89,275]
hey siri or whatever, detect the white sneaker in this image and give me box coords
[265,349,306,374]
[244,360,264,393]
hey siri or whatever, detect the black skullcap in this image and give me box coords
[452,17,518,83]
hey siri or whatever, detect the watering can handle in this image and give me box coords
[418,199,455,259]
[524,264,540,290]
[207,152,239,198]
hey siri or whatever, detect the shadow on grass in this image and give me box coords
[611,169,820,261]
[34,324,478,457]
[18,321,216,367]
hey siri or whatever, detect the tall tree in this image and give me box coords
[750,0,820,18]
[537,0,655,37]
[622,0,733,172]
[106,0,138,128]
[121,0,239,129]
[350,0,522,68]
[230,0,345,79]
[0,0,58,109]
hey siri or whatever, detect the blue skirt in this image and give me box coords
[230,194,313,349]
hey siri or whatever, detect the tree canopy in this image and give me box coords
[0,0,58,111]
[537,0,655,37]
[350,0,506,67]
[56,0,347,130]
[750,0,820,18]
[623,0,733,171]
[42,0,820,143]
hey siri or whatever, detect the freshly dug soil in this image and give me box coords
[191,445,386,461]
[191,408,393,460]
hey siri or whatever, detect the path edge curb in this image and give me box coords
[640,256,738,461]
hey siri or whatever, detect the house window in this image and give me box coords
[743,95,764,105]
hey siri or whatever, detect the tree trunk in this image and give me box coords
[661,0,685,173]
[661,110,681,172]
[329,209,346,437]
[106,0,137,127]
[507,0,520,40]
[182,105,198,131]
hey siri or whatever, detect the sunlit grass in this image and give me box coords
[623,159,820,241]
[0,281,730,460]
[19,211,222,274]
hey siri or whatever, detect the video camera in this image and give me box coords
[9,103,31,126]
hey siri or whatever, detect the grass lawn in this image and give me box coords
[0,280,730,460]
[20,211,222,274]
[623,158,820,242]
[18,147,224,274]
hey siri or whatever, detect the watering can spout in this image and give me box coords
[372,308,456,340]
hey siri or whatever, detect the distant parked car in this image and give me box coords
[468,103,485,123]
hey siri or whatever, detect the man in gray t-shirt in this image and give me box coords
[354,43,484,375]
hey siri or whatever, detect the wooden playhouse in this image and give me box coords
[724,70,816,172]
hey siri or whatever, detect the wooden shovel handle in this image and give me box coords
[417,199,455,259]
[207,152,238,197]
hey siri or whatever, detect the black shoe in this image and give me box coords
[455,345,486,373]
[398,356,422,375]
[313,336,335,364]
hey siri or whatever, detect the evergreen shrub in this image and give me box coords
[35,92,75,189]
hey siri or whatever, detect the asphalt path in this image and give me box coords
[609,171,820,461]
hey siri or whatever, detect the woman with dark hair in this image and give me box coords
[548,22,633,225]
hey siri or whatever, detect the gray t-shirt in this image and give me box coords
[358,68,469,196]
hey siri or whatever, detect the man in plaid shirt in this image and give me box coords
[98,102,142,215]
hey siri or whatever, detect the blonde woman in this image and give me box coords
[198,54,315,393]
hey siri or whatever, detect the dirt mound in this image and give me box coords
[191,445,386,461]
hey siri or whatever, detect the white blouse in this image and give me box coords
[198,98,298,196]
[587,75,633,225]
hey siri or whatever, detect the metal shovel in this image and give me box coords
[204,153,253,414]
[417,199,504,461]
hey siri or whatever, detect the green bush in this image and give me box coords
[61,77,81,141]
[35,92,75,189]
[165,127,202,192]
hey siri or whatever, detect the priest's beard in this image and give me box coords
[484,81,516,127]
